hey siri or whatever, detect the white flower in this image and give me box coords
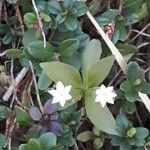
[95,84,117,108]
[48,81,72,107]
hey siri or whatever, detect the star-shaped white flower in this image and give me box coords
[48,81,72,107]
[95,84,117,108]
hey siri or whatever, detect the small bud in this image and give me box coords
[127,127,136,138]
[133,79,142,85]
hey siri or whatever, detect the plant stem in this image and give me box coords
[29,61,43,113]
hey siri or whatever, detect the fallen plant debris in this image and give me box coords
[0,0,150,150]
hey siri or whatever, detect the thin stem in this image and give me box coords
[130,22,150,42]
[29,61,43,113]
[31,0,46,48]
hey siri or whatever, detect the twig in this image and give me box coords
[131,29,150,38]
[137,42,150,49]
[108,69,122,86]
[135,106,143,126]
[3,68,28,101]
[29,61,43,113]
[130,22,150,42]
[74,141,79,150]
[31,0,46,48]
[119,0,123,13]
[15,3,25,34]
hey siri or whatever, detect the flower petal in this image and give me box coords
[52,97,60,104]
[56,81,64,93]
[64,93,72,100]
[48,89,58,97]
[64,85,72,93]
[29,106,42,121]
[44,99,57,115]
[50,112,58,121]
[50,121,63,136]
[59,98,67,107]
[100,99,107,108]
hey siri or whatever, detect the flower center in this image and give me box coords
[43,114,50,121]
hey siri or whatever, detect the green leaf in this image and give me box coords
[117,43,136,56]
[28,41,54,61]
[47,0,62,14]
[96,9,119,26]
[87,56,115,87]
[61,125,74,147]
[135,127,149,139]
[112,28,120,44]
[120,80,133,92]
[18,144,28,150]
[6,49,23,59]
[24,13,37,28]
[64,15,78,31]
[40,12,51,22]
[94,137,104,149]
[124,13,139,25]
[38,72,52,90]
[64,0,74,9]
[23,29,39,48]
[126,62,144,81]
[59,38,79,57]
[39,132,57,150]
[40,62,82,99]
[77,131,94,142]
[123,101,136,114]
[140,82,150,94]
[85,91,117,135]
[3,32,13,44]
[0,134,5,150]
[123,0,143,13]
[28,139,42,150]
[75,1,88,17]
[116,115,129,136]
[15,106,32,125]
[0,106,10,119]
[125,91,138,102]
[82,39,102,79]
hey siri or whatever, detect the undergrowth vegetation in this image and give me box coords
[0,0,150,150]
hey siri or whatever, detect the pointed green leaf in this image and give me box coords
[47,0,62,14]
[64,15,78,31]
[59,38,79,57]
[0,134,5,150]
[38,72,52,90]
[82,39,102,79]
[6,49,23,59]
[85,91,117,135]
[15,106,32,125]
[23,29,39,48]
[40,62,82,99]
[28,41,53,61]
[87,56,115,87]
